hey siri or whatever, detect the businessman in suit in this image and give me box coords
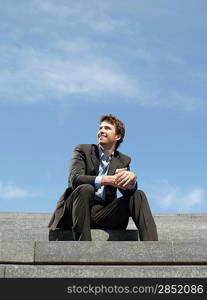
[48,114,158,241]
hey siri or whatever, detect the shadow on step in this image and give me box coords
[49,229,139,241]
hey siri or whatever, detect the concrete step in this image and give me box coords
[0,266,5,278]
[0,228,138,241]
[35,241,207,265]
[0,212,138,241]
[1,241,207,265]
[0,212,207,241]
[0,240,34,264]
[1,212,207,279]
[3,264,207,278]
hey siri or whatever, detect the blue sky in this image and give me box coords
[0,0,206,214]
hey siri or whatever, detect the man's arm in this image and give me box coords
[115,168,137,198]
[101,175,117,186]
[115,168,137,189]
[99,168,137,191]
[69,145,96,189]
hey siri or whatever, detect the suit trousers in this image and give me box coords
[63,183,158,241]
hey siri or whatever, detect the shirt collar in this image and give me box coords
[98,145,114,162]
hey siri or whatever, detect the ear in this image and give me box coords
[115,134,121,141]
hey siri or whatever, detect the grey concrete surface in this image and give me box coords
[1,240,206,266]
[152,214,207,241]
[1,213,207,241]
[1,213,207,279]
[0,241,34,263]
[0,266,5,278]
[0,212,51,226]
[35,241,174,264]
[5,265,207,278]
[35,241,207,265]
[0,228,49,241]
[173,241,207,263]
[0,227,138,241]
[129,214,207,241]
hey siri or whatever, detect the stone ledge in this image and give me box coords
[173,241,207,263]
[1,241,207,265]
[0,266,5,278]
[4,264,207,278]
[0,228,49,241]
[35,241,173,265]
[1,227,207,241]
[0,228,139,242]
[1,213,207,279]
[35,241,207,265]
[1,213,207,241]
[0,241,34,264]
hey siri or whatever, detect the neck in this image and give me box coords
[99,144,116,155]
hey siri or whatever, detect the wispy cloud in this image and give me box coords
[0,0,207,111]
[0,182,34,200]
[34,0,126,33]
[145,180,205,213]
[0,45,140,103]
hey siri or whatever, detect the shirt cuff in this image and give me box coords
[95,176,102,189]
[127,182,137,190]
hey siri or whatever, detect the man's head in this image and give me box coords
[97,114,125,150]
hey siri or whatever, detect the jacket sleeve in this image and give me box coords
[68,145,96,189]
[118,159,138,197]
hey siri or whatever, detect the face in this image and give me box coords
[97,121,121,148]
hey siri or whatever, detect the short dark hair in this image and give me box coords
[99,114,125,149]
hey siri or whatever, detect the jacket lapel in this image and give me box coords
[107,152,121,175]
[91,146,122,176]
[91,144,100,175]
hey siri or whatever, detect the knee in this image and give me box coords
[137,189,147,198]
[77,184,95,195]
[134,189,148,204]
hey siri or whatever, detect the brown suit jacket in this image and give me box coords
[48,144,137,230]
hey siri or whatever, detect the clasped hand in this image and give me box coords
[113,168,136,190]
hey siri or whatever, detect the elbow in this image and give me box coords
[69,174,79,190]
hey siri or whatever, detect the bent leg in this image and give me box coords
[65,184,95,241]
[91,198,130,229]
[129,190,158,241]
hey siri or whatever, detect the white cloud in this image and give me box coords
[145,180,205,213]
[145,91,207,112]
[0,45,140,104]
[34,0,126,33]
[1,0,207,111]
[1,42,206,111]
[0,182,34,200]
[40,58,139,97]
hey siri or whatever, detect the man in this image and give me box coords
[48,114,158,241]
